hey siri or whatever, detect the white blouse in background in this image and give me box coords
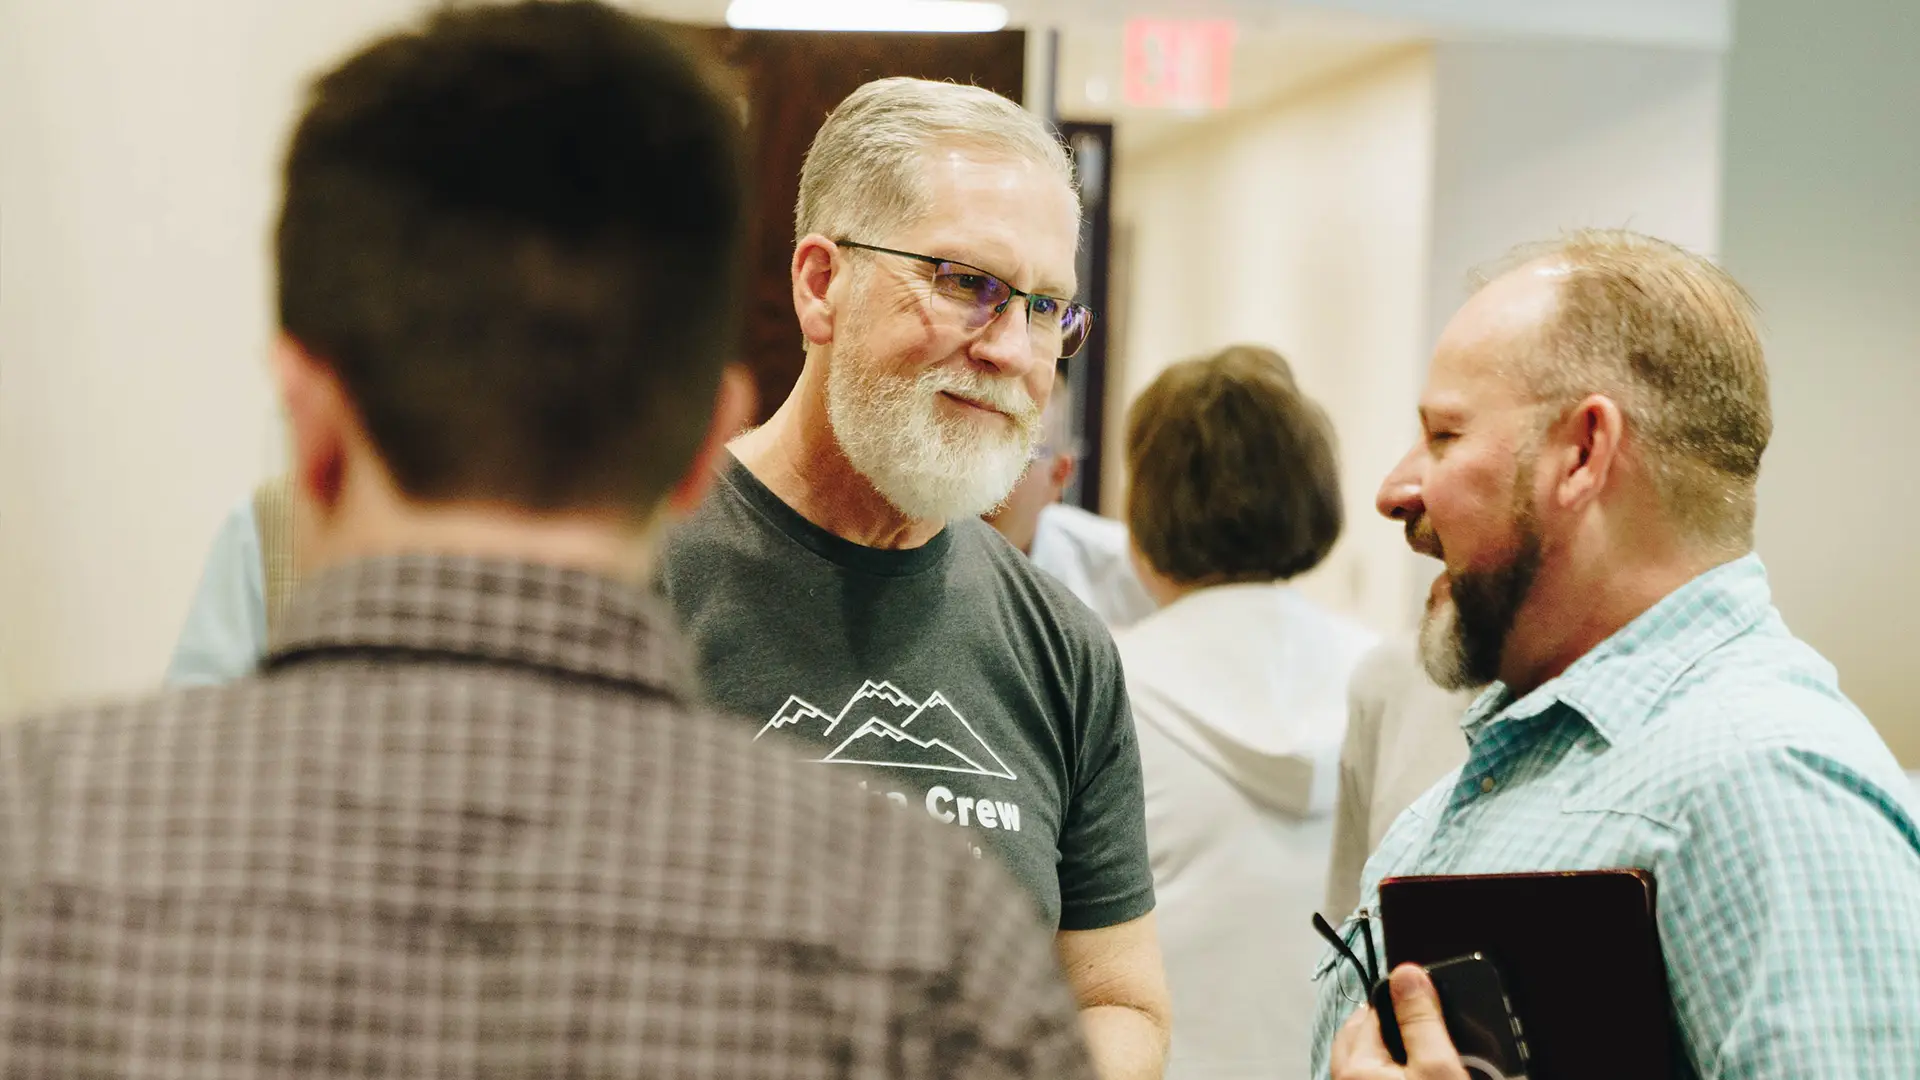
[1028,503,1158,630]
[1114,583,1377,1080]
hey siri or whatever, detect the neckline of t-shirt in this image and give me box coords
[719,453,954,578]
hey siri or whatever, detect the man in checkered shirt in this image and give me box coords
[1321,231,1920,1079]
[0,4,1097,1077]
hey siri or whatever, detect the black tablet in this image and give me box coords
[1379,869,1675,1080]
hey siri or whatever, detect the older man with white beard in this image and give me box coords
[658,78,1170,1080]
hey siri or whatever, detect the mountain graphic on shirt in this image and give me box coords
[820,716,988,773]
[758,681,1016,780]
[833,679,920,734]
[759,695,839,741]
[757,679,917,742]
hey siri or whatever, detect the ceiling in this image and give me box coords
[633,0,1727,47]
[1045,11,1418,155]
[628,0,1722,156]
[634,0,1424,156]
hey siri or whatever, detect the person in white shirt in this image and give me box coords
[166,476,309,686]
[1323,634,1475,916]
[166,496,269,686]
[986,374,1157,628]
[1111,344,1377,1078]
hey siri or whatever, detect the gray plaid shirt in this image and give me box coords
[0,555,1095,1079]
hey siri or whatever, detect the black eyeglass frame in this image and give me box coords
[1313,911,1383,1005]
[833,239,1097,359]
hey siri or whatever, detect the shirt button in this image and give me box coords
[1480,776,1497,794]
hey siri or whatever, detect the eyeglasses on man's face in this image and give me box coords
[835,240,1096,360]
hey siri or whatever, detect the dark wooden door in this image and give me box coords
[685,29,1027,422]
[1057,120,1114,513]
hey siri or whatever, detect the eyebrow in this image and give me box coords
[946,251,1075,300]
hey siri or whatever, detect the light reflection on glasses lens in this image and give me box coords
[929,263,1093,358]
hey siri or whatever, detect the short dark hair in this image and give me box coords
[1125,344,1343,585]
[277,1,746,513]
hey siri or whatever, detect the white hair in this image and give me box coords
[795,77,1078,244]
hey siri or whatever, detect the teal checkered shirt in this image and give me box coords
[1310,555,1920,1078]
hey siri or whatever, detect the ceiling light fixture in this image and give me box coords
[724,0,1010,33]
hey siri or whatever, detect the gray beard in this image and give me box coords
[824,341,1039,521]
[1417,523,1542,691]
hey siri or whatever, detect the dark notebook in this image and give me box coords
[1379,869,1676,1080]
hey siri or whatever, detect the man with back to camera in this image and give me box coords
[658,77,1172,1079]
[984,373,1158,629]
[1318,229,1920,1079]
[0,6,1100,1075]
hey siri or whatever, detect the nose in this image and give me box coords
[1376,443,1425,522]
[967,300,1042,379]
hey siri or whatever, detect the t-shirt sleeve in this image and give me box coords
[1054,634,1156,932]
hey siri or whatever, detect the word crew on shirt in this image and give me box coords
[762,678,1025,856]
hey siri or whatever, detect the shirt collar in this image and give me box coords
[265,554,698,699]
[1461,553,1775,746]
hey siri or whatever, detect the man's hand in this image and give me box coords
[1331,964,1469,1080]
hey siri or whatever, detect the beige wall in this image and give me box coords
[1108,38,1725,638]
[1112,48,1437,635]
[1426,40,1724,351]
[0,0,427,714]
[1720,0,1920,766]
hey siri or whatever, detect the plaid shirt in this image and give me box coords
[1310,555,1920,1079]
[0,556,1095,1079]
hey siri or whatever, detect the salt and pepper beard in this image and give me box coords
[1418,457,1543,691]
[825,326,1043,522]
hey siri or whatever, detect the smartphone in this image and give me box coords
[1372,952,1531,1080]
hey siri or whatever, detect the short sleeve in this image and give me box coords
[1663,743,1920,1079]
[1054,636,1156,932]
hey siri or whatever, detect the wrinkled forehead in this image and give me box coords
[894,146,1081,296]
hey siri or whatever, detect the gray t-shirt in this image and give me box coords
[661,457,1155,932]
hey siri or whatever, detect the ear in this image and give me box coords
[1047,451,1078,496]
[664,363,758,516]
[1548,393,1627,512]
[791,234,842,348]
[272,333,352,516]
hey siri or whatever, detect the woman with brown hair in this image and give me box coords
[1114,344,1377,1078]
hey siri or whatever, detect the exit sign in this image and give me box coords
[1123,18,1236,111]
